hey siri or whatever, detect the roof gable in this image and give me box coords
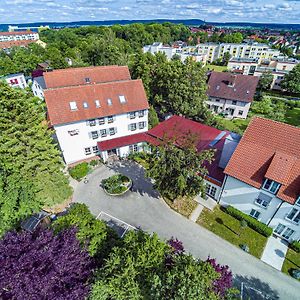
[225,117,300,204]
[207,71,259,103]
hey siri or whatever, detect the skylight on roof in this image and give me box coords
[95,100,100,108]
[107,98,112,106]
[69,101,77,111]
[119,95,126,104]
[83,102,89,109]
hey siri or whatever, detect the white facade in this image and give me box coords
[227,59,259,75]
[54,111,148,164]
[143,43,207,64]
[207,97,251,119]
[0,32,39,42]
[196,43,281,63]
[220,176,300,242]
[32,76,46,99]
[4,73,27,89]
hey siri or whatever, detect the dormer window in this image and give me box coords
[119,95,126,104]
[107,98,112,106]
[95,100,100,108]
[262,179,280,194]
[69,101,77,111]
[85,77,90,83]
[83,102,89,109]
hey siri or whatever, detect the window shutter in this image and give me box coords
[113,115,116,121]
[86,120,90,126]
[128,124,131,131]
[115,127,117,133]
[88,132,92,139]
[127,113,130,118]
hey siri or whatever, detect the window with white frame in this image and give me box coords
[282,228,295,240]
[129,123,137,131]
[119,95,126,104]
[99,117,105,125]
[262,179,280,194]
[250,209,260,219]
[129,144,138,153]
[91,131,98,139]
[286,208,300,224]
[274,223,286,235]
[138,110,144,118]
[129,112,136,119]
[69,101,77,111]
[255,192,272,208]
[109,127,116,136]
[138,121,146,129]
[68,129,79,136]
[206,184,217,198]
[295,196,300,206]
[92,146,98,153]
[238,110,243,116]
[107,116,114,123]
[88,119,96,126]
[85,147,91,155]
[100,129,107,137]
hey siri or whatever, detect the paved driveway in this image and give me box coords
[73,161,300,300]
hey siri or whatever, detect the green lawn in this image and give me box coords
[197,206,267,258]
[206,64,228,72]
[215,115,250,135]
[282,248,300,280]
[285,107,300,127]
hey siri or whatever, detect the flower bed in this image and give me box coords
[101,174,132,196]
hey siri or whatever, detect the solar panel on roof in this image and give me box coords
[209,131,227,147]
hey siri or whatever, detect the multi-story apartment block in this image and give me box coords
[44,66,149,164]
[0,31,39,42]
[220,117,300,243]
[207,72,259,119]
[143,42,207,64]
[2,73,27,89]
[196,43,281,63]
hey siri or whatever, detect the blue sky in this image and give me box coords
[1,0,300,24]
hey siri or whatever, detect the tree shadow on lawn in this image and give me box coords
[234,275,280,300]
[107,160,161,199]
[216,217,239,236]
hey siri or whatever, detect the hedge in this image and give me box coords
[226,206,273,237]
[290,241,300,253]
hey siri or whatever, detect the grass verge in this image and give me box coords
[282,248,300,280]
[197,206,267,258]
[285,107,300,127]
[164,197,198,218]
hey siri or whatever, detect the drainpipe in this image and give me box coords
[218,174,228,204]
[267,200,283,226]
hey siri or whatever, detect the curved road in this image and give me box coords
[73,162,300,300]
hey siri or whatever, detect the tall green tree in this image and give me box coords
[258,72,273,90]
[146,134,214,200]
[0,83,71,235]
[281,64,300,94]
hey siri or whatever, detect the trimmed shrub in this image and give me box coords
[90,159,100,167]
[226,206,273,237]
[68,162,90,180]
[101,174,131,195]
[290,241,300,253]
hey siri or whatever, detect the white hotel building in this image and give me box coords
[43,66,149,164]
[0,31,39,42]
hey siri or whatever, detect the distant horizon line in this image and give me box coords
[1,19,299,26]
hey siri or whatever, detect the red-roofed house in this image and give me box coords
[207,71,259,119]
[44,66,149,164]
[220,117,300,242]
[97,115,241,201]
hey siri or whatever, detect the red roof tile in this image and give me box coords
[148,116,230,183]
[97,133,159,151]
[0,40,33,49]
[207,71,259,103]
[45,79,149,126]
[0,31,35,36]
[224,117,300,204]
[44,66,131,89]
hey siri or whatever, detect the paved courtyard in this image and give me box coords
[73,161,300,300]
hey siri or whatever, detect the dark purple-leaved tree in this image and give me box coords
[0,227,94,300]
[206,257,233,298]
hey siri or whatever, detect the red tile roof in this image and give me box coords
[224,117,300,204]
[0,31,35,36]
[148,116,230,184]
[0,40,33,49]
[44,66,131,89]
[207,71,259,103]
[97,133,159,151]
[45,79,149,126]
